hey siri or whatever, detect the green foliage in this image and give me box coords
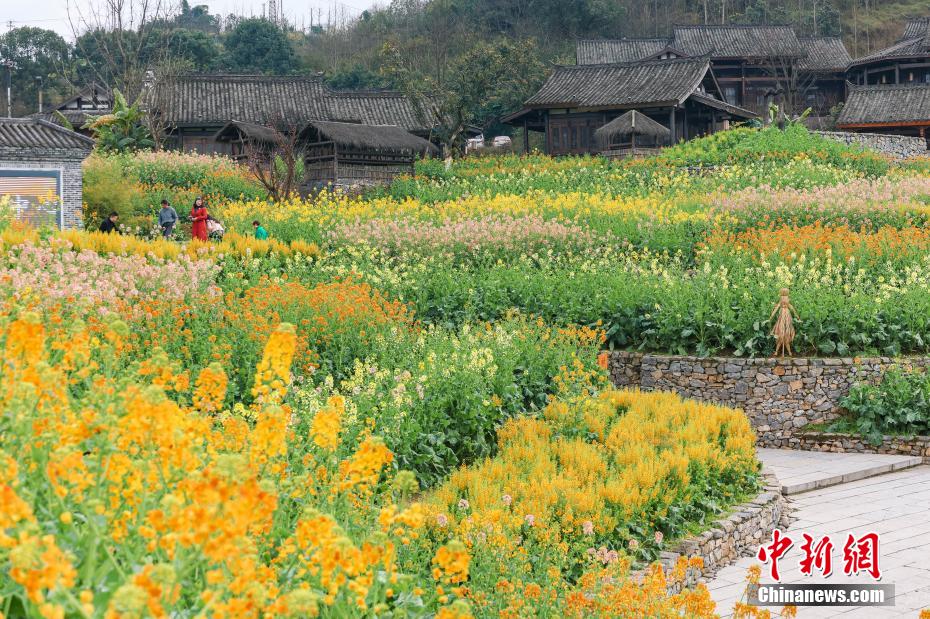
[0,27,71,116]
[325,64,394,90]
[841,367,930,444]
[85,89,155,153]
[658,124,890,177]
[81,155,145,228]
[300,315,605,487]
[384,37,546,149]
[223,18,298,74]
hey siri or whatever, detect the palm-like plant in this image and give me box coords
[84,89,155,153]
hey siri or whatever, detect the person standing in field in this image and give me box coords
[99,212,119,233]
[190,197,209,241]
[159,199,179,239]
[253,220,269,240]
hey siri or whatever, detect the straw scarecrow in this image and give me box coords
[769,288,800,357]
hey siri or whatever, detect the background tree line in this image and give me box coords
[1,0,923,137]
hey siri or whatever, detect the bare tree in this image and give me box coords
[67,0,176,98]
[240,121,305,201]
[758,40,818,118]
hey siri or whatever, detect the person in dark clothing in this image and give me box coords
[100,212,119,234]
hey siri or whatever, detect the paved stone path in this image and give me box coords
[708,450,930,618]
[758,448,923,495]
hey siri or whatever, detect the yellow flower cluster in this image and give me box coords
[0,227,320,261]
[0,316,421,617]
[220,189,703,229]
[0,307,755,617]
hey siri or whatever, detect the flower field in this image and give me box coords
[2,124,916,616]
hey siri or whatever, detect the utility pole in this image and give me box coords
[35,76,43,114]
[2,60,15,118]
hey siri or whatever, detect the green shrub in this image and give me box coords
[840,366,930,443]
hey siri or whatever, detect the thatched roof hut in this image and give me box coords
[594,110,670,147]
[303,120,436,155]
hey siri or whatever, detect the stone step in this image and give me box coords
[757,448,923,495]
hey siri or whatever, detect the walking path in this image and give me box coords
[708,449,930,618]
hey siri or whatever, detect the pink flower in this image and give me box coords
[524,514,535,527]
[436,514,448,528]
[457,498,469,511]
[655,531,664,545]
[582,520,594,536]
[628,539,639,551]
[501,494,512,506]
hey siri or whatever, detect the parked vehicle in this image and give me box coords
[492,135,512,147]
[466,134,485,153]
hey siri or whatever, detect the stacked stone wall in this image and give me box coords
[813,130,927,159]
[609,352,930,446]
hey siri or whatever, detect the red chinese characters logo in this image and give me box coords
[799,533,834,577]
[757,529,794,581]
[757,531,882,582]
[843,532,881,580]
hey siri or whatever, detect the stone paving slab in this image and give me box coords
[757,448,923,495]
[707,465,930,618]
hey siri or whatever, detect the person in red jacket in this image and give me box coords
[190,197,208,241]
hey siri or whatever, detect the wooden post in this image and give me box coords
[631,110,636,157]
[523,118,529,154]
[332,146,339,186]
[681,108,688,140]
[544,112,550,155]
[669,107,677,143]
[895,65,901,84]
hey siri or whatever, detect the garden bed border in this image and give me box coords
[791,431,930,462]
[650,469,790,592]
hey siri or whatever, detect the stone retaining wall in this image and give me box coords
[792,431,930,461]
[609,352,930,446]
[813,130,927,159]
[658,470,789,592]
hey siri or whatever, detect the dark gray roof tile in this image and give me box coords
[526,56,711,108]
[837,83,930,125]
[798,37,852,72]
[0,118,95,151]
[145,74,432,132]
[576,39,671,64]
[673,25,803,58]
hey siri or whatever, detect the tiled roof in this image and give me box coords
[145,74,432,132]
[689,92,757,118]
[902,17,930,44]
[576,39,671,64]
[837,83,930,125]
[576,25,806,66]
[848,37,929,67]
[798,37,852,72]
[672,25,804,58]
[0,118,95,151]
[32,109,110,128]
[325,91,430,131]
[525,56,712,108]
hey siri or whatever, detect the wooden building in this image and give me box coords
[143,74,434,155]
[300,121,436,188]
[836,83,930,141]
[32,83,113,136]
[847,18,930,86]
[214,119,436,189]
[576,25,849,116]
[504,56,756,156]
